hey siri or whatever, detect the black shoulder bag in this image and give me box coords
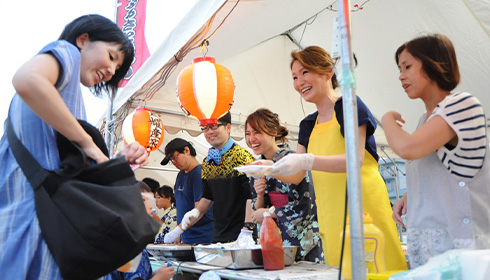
[6,117,160,280]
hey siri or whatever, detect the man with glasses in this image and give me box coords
[165,112,256,243]
[160,138,214,245]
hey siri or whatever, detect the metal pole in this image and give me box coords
[392,160,407,242]
[338,0,366,279]
[137,166,180,172]
[105,89,116,157]
[106,0,121,157]
[381,148,404,242]
[393,162,400,204]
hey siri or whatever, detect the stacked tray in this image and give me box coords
[146,244,196,262]
[193,244,297,269]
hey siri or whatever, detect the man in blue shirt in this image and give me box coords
[160,138,214,244]
[164,112,255,243]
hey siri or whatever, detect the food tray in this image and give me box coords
[234,165,272,175]
[193,245,297,269]
[146,244,196,261]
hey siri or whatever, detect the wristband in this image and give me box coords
[243,222,256,231]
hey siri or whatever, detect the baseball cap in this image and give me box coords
[160,138,192,165]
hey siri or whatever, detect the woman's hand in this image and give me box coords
[382,110,405,127]
[117,142,149,166]
[270,153,314,175]
[252,208,268,224]
[79,139,109,164]
[393,193,408,227]
[254,177,266,197]
[151,264,175,280]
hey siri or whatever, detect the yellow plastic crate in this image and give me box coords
[367,270,405,280]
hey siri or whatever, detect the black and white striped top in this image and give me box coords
[429,92,487,178]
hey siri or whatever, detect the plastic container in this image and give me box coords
[341,212,386,279]
[260,211,284,270]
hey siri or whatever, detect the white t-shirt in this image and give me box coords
[430,92,487,178]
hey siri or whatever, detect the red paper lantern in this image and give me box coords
[177,57,235,126]
[122,107,164,153]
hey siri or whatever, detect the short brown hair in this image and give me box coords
[290,46,339,89]
[245,108,288,144]
[395,33,460,91]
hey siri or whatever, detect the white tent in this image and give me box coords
[107,0,490,186]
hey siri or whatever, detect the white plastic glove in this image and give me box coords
[181,208,200,230]
[237,229,253,239]
[270,153,314,175]
[236,229,255,248]
[163,226,183,244]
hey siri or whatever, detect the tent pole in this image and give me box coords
[380,147,405,242]
[393,160,403,242]
[338,0,366,279]
[105,88,116,156]
[107,0,120,157]
[137,166,180,172]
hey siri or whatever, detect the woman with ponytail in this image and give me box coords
[244,108,323,262]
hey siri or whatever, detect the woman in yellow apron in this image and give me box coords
[270,46,406,271]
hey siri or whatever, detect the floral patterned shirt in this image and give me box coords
[250,149,323,262]
[154,204,177,244]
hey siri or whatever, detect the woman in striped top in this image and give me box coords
[382,33,490,268]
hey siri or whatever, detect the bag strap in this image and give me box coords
[6,116,49,189]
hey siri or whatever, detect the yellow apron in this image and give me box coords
[308,112,407,270]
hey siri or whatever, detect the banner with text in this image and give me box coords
[117,0,150,87]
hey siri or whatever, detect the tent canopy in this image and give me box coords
[111,0,490,185]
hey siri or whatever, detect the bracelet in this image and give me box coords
[243,222,256,230]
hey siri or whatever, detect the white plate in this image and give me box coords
[234,165,273,176]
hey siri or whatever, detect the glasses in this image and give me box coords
[170,153,180,163]
[200,123,226,132]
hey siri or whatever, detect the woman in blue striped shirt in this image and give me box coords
[0,15,147,279]
[382,33,490,268]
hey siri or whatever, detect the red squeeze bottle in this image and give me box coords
[260,211,284,270]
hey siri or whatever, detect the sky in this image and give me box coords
[0,0,198,135]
